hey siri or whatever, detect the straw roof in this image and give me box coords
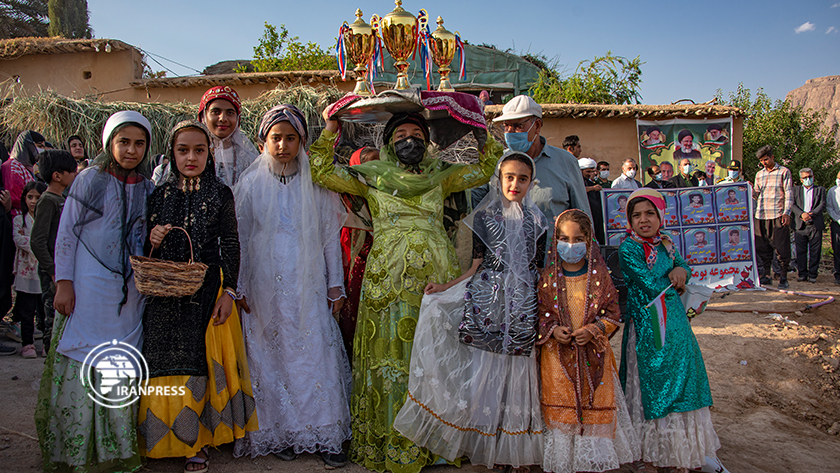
[131,71,344,89]
[0,37,136,60]
[485,102,745,119]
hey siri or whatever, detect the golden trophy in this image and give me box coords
[344,9,376,96]
[380,0,418,90]
[430,16,456,92]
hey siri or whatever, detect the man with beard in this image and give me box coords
[673,129,702,162]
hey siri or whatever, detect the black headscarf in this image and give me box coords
[383,112,430,144]
[10,130,44,168]
[150,121,232,280]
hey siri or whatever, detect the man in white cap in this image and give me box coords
[474,95,590,237]
[579,157,605,244]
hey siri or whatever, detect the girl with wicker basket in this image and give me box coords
[137,120,257,472]
[35,111,155,473]
[232,105,351,468]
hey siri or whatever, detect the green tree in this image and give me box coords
[47,0,91,38]
[715,83,840,185]
[529,51,644,105]
[235,23,334,73]
[0,0,48,38]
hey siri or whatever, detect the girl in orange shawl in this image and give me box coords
[536,209,640,473]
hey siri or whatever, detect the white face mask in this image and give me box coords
[624,169,636,179]
[836,179,840,188]
[35,147,45,154]
[599,170,610,180]
[682,164,693,175]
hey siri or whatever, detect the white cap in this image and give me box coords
[578,157,597,170]
[492,95,542,122]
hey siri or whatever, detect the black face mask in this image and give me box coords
[394,136,426,166]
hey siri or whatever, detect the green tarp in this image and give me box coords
[371,44,540,95]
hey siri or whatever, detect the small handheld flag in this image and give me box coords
[645,284,673,350]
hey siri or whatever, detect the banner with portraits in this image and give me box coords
[601,182,759,290]
[636,118,733,185]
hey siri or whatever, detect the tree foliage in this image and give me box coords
[235,23,334,73]
[715,83,840,186]
[47,0,91,39]
[529,51,644,105]
[0,0,48,38]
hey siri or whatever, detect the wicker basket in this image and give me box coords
[130,226,208,297]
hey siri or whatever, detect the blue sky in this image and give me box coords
[88,0,840,104]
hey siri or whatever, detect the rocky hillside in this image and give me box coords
[786,75,840,143]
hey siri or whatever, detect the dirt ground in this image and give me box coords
[2,277,840,473]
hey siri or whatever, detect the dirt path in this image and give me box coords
[2,277,840,472]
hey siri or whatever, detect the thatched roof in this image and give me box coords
[485,102,744,119]
[131,71,343,89]
[0,37,136,60]
[203,60,254,75]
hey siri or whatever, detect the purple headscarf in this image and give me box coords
[258,104,308,143]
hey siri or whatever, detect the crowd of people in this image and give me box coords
[0,86,830,473]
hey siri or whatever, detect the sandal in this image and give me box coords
[184,447,209,472]
[491,465,512,473]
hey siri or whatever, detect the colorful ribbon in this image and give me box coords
[417,9,433,90]
[336,22,350,81]
[455,31,466,81]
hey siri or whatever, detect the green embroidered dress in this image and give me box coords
[311,130,502,473]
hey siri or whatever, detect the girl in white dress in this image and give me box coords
[233,104,351,468]
[394,151,547,472]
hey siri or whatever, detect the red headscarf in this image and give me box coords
[197,86,242,119]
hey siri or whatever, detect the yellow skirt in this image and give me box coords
[139,289,258,458]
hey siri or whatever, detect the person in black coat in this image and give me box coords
[791,167,826,282]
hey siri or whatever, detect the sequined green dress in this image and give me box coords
[311,130,501,473]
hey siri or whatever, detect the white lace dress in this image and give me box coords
[233,171,351,458]
[624,319,721,468]
[393,279,544,468]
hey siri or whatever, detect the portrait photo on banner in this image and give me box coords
[604,191,632,230]
[661,189,680,228]
[636,118,733,184]
[679,188,715,225]
[720,224,752,263]
[715,184,750,222]
[684,227,718,265]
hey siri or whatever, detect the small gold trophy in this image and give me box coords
[344,9,376,96]
[430,16,456,92]
[380,0,419,90]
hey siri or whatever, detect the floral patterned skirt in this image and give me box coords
[35,313,143,473]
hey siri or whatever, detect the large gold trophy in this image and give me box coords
[429,16,456,92]
[380,0,418,90]
[344,9,376,96]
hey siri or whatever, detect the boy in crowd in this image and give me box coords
[29,150,77,356]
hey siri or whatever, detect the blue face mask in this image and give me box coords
[504,132,534,153]
[504,120,536,153]
[728,170,739,179]
[556,240,588,264]
[803,177,814,187]
[655,173,663,181]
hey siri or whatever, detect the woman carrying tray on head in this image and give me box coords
[138,120,256,472]
[310,97,504,473]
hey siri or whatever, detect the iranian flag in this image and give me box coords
[645,284,672,350]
